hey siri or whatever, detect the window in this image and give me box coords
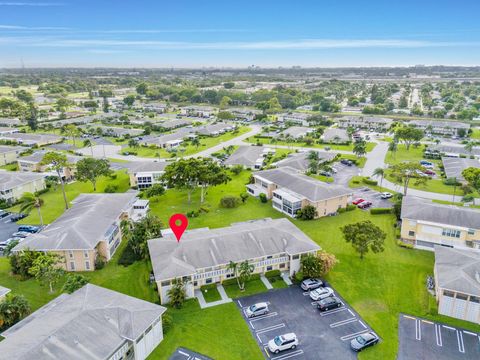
[456,293,468,301]
[279,263,286,269]
[408,231,415,237]
[443,290,455,298]
[442,228,461,238]
[85,261,90,270]
[292,255,299,260]
[205,278,212,284]
[273,193,282,200]
[83,251,89,258]
[161,281,170,287]
[68,251,73,259]
[470,296,480,304]
[266,266,273,271]
[70,262,75,270]
[468,229,475,235]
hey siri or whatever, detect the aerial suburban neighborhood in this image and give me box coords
[0,1,479,360]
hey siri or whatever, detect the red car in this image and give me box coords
[352,198,365,205]
[358,201,372,209]
[423,169,436,176]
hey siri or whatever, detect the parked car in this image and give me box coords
[358,201,372,209]
[17,225,40,233]
[10,213,27,222]
[340,159,353,166]
[352,198,365,205]
[317,296,342,312]
[380,192,393,199]
[309,287,334,301]
[419,160,434,168]
[0,210,9,219]
[267,333,298,354]
[245,302,269,318]
[423,169,436,176]
[350,332,379,352]
[319,170,333,177]
[301,278,323,291]
[11,231,30,238]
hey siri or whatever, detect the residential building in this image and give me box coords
[409,120,470,136]
[400,196,480,251]
[195,122,234,136]
[142,128,194,149]
[17,151,82,181]
[127,161,168,189]
[0,118,21,127]
[278,112,311,126]
[442,157,480,183]
[0,127,20,135]
[84,125,143,138]
[0,284,167,360]
[0,146,25,166]
[247,166,352,218]
[433,246,480,324]
[0,133,62,147]
[157,119,193,130]
[13,193,143,271]
[0,286,10,302]
[321,128,350,143]
[427,144,480,158]
[224,145,275,169]
[280,126,314,139]
[0,171,46,203]
[274,151,337,173]
[336,116,393,132]
[229,108,261,121]
[179,106,215,118]
[144,102,168,114]
[148,218,320,304]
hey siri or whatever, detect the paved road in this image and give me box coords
[362,141,463,202]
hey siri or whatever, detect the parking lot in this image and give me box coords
[237,286,377,360]
[398,314,480,360]
[0,213,21,244]
[352,187,393,209]
[168,347,212,360]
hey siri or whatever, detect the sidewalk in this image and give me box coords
[195,284,232,309]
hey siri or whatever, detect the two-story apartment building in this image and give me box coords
[13,193,144,271]
[278,112,311,126]
[400,196,480,251]
[280,126,314,139]
[409,120,470,137]
[0,171,46,204]
[0,133,62,147]
[247,166,352,218]
[434,246,480,324]
[127,161,168,189]
[336,116,393,132]
[0,145,25,166]
[224,145,275,170]
[0,284,167,360]
[148,218,320,304]
[17,151,82,181]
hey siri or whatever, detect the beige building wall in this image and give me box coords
[54,249,96,272]
[8,178,46,201]
[308,195,349,218]
[0,151,20,166]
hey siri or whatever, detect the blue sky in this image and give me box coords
[1,0,480,67]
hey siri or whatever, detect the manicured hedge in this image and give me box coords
[200,283,217,291]
[265,270,281,278]
[222,273,260,286]
[362,177,378,186]
[370,208,393,215]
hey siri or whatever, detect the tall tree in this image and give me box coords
[372,167,385,187]
[395,126,424,150]
[75,158,112,191]
[462,167,480,191]
[341,221,386,259]
[390,162,429,195]
[123,94,136,107]
[162,159,200,203]
[26,104,38,131]
[197,158,231,203]
[122,214,163,260]
[353,139,367,157]
[19,193,45,226]
[167,278,186,308]
[28,253,64,293]
[0,294,30,329]
[83,138,94,157]
[41,152,69,209]
[388,139,398,159]
[61,124,80,147]
[235,260,254,291]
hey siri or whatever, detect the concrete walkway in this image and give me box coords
[281,272,293,286]
[195,284,232,309]
[260,274,273,290]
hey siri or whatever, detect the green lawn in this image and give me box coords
[349,176,399,195]
[9,170,131,225]
[340,153,367,168]
[121,127,251,159]
[223,279,268,299]
[268,276,288,289]
[385,143,431,166]
[0,163,18,171]
[470,128,480,140]
[246,137,377,153]
[200,286,222,303]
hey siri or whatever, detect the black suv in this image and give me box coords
[317,296,342,312]
[340,159,353,166]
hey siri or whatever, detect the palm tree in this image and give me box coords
[19,192,44,226]
[372,167,385,187]
[353,140,367,158]
[388,140,398,160]
[227,261,241,290]
[237,261,255,291]
[307,150,319,161]
[191,137,201,149]
[128,138,139,149]
[83,139,94,157]
[464,141,475,154]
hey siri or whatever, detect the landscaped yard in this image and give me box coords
[470,127,480,139]
[223,278,268,299]
[200,285,222,303]
[8,170,131,225]
[384,143,431,166]
[245,136,377,152]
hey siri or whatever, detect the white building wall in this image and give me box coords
[133,317,164,360]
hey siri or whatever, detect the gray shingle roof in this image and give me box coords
[0,284,166,360]
[409,120,470,129]
[0,133,62,145]
[126,161,168,173]
[158,119,192,129]
[14,193,137,251]
[0,286,11,298]
[148,218,320,280]
[18,150,83,164]
[322,128,350,142]
[0,171,46,191]
[280,126,312,139]
[434,246,480,297]
[442,157,480,182]
[0,145,24,155]
[401,196,480,229]
[255,166,352,202]
[275,151,336,172]
[224,145,266,167]
[429,144,480,156]
[143,128,194,146]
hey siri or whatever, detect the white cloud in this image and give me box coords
[0,24,69,30]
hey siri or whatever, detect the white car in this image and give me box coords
[380,192,393,199]
[309,287,334,301]
[245,302,269,318]
[268,333,298,354]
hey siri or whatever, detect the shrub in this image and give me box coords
[443,177,460,186]
[94,256,106,270]
[104,184,118,193]
[62,274,89,293]
[370,208,393,215]
[186,210,200,218]
[338,207,346,213]
[259,193,267,203]
[296,205,317,220]
[199,206,210,213]
[462,194,475,202]
[240,192,249,203]
[294,271,304,283]
[162,313,173,333]
[230,165,244,175]
[361,177,378,186]
[346,204,357,211]
[145,184,165,198]
[397,240,414,249]
[220,195,241,208]
[265,270,281,278]
[117,243,141,266]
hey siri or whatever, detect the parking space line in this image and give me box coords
[421,320,434,325]
[330,317,357,328]
[415,319,421,341]
[359,320,367,329]
[435,324,443,347]
[463,330,477,336]
[320,307,347,316]
[347,309,355,317]
[249,313,279,329]
[237,300,242,307]
[178,350,190,357]
[456,330,465,353]
[442,325,455,331]
[403,315,416,320]
[255,323,285,336]
[263,347,271,358]
[340,330,368,341]
[302,292,310,296]
[270,350,304,360]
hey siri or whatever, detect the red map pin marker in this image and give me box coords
[169,214,188,242]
